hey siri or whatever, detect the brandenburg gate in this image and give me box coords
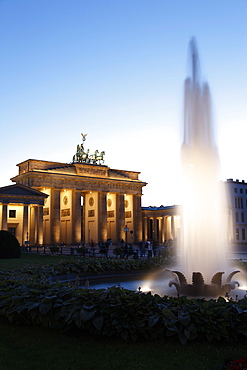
[10,134,147,245]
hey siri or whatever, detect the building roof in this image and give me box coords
[0,184,48,205]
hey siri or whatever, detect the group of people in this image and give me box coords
[98,239,112,257]
[122,243,135,258]
[76,238,160,259]
[120,239,158,259]
[139,240,159,258]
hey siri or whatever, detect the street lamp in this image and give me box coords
[124,225,129,243]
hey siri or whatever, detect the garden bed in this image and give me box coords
[0,255,247,345]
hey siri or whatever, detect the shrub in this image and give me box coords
[0,230,21,259]
[113,246,123,257]
[49,246,60,255]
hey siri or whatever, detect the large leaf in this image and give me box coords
[160,307,176,320]
[93,313,103,331]
[148,315,160,328]
[178,314,191,326]
[39,301,53,315]
[80,307,97,321]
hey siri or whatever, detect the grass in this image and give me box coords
[0,253,70,269]
[0,320,246,370]
[0,253,246,369]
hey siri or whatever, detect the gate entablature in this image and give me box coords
[11,159,146,195]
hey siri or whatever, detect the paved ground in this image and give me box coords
[22,244,247,261]
[21,243,161,259]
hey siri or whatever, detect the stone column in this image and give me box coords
[171,216,174,239]
[133,194,142,243]
[153,217,158,242]
[147,217,151,240]
[161,217,165,244]
[98,192,107,243]
[166,216,171,240]
[37,206,44,245]
[81,193,86,243]
[51,189,60,244]
[1,204,8,230]
[158,218,162,244]
[72,190,82,244]
[143,216,148,241]
[22,205,29,245]
[116,194,125,242]
[30,206,38,244]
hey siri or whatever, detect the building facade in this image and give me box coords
[142,205,181,245]
[225,178,247,249]
[8,159,146,246]
[1,155,244,251]
[0,184,48,246]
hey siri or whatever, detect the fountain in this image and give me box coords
[167,38,240,297]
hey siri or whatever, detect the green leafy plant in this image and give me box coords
[0,272,247,345]
[0,255,247,345]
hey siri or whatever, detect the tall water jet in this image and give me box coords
[168,39,239,296]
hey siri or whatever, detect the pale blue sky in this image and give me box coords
[0,0,246,206]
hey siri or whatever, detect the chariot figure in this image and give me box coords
[72,133,105,165]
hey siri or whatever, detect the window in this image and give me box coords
[240,189,243,194]
[8,227,16,236]
[236,228,239,240]
[235,212,239,222]
[235,198,243,209]
[9,210,16,218]
[242,229,246,241]
[241,213,245,223]
[234,188,237,193]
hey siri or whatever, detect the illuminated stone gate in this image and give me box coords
[11,159,146,245]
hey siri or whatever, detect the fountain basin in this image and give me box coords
[167,270,240,297]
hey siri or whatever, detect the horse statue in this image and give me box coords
[88,150,98,164]
[82,149,90,162]
[95,151,105,164]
